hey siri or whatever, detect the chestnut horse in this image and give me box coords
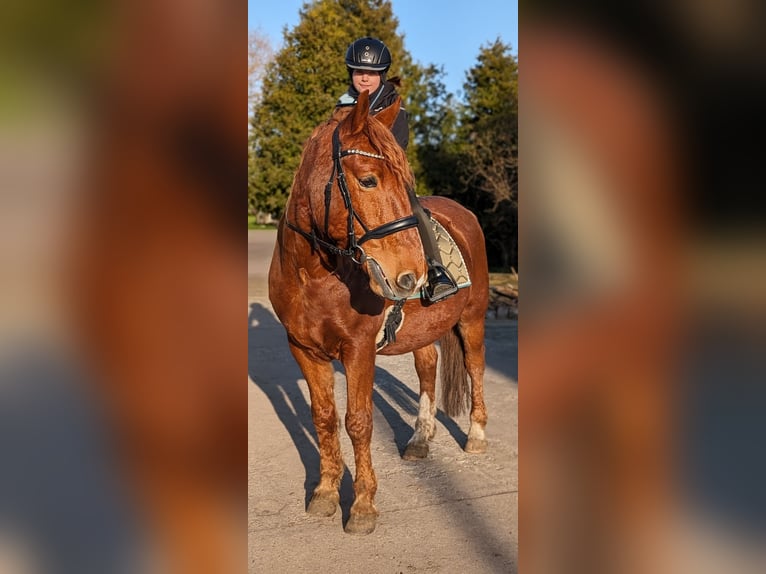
[268,90,490,535]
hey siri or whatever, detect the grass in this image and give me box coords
[248,215,276,230]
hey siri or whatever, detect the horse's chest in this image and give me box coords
[279,282,381,352]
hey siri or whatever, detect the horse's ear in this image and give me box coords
[374,96,401,130]
[348,90,370,135]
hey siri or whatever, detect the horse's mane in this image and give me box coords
[366,112,414,192]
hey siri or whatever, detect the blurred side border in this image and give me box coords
[521,1,766,573]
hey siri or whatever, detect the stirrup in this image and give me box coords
[423,262,458,302]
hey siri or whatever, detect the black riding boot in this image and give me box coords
[408,190,458,302]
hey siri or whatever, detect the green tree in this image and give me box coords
[456,39,518,269]
[249,0,417,218]
[407,63,460,197]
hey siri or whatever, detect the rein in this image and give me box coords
[286,123,418,265]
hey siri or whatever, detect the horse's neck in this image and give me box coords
[279,123,348,279]
[278,219,335,279]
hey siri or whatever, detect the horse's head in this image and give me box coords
[295,90,427,300]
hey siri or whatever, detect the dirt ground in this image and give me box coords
[248,230,518,573]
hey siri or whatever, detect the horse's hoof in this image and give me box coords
[307,493,338,517]
[344,513,377,535]
[402,442,429,460]
[465,438,488,454]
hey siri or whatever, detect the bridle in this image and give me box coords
[286,122,418,264]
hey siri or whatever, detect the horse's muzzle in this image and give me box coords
[396,271,417,292]
[366,258,420,300]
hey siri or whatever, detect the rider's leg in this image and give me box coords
[407,189,458,302]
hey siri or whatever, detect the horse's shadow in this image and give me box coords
[348,364,468,456]
[248,302,468,524]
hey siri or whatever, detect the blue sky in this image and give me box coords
[248,0,518,97]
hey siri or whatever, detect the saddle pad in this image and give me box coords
[431,216,471,289]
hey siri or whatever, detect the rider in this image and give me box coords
[337,36,458,302]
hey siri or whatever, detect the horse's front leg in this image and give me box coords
[289,343,343,517]
[341,344,379,534]
[403,343,438,459]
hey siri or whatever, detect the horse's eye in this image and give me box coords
[359,175,378,189]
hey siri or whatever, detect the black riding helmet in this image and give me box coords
[345,37,391,74]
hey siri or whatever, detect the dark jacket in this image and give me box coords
[336,80,409,150]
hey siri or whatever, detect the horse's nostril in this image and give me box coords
[396,272,416,291]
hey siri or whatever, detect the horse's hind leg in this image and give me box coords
[459,318,489,453]
[403,344,438,460]
[289,344,343,517]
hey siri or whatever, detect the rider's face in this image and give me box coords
[351,69,382,94]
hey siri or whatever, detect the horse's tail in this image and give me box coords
[439,327,470,417]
